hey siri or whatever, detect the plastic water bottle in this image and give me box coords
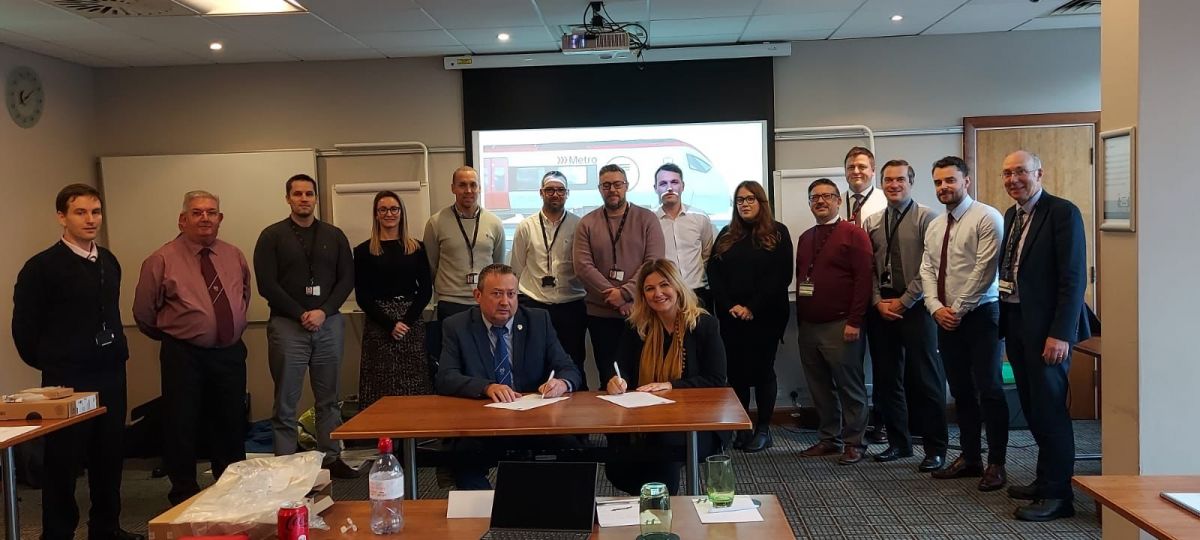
[369,437,404,534]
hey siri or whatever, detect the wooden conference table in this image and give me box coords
[312,495,795,539]
[0,407,106,540]
[1073,475,1200,540]
[332,388,751,498]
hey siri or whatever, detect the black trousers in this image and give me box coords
[40,366,127,540]
[866,304,949,455]
[938,301,1009,465]
[720,315,780,430]
[587,315,626,383]
[522,297,589,390]
[605,432,723,496]
[1003,304,1075,499]
[160,337,248,505]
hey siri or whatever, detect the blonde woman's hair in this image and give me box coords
[628,259,707,384]
[369,191,418,256]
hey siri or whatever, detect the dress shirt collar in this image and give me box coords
[887,197,913,211]
[62,237,98,261]
[816,215,843,226]
[655,204,692,219]
[947,194,975,222]
[178,234,216,257]
[1019,188,1044,215]
[483,315,515,335]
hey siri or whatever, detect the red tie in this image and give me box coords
[201,248,235,346]
[937,214,956,305]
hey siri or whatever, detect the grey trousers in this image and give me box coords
[268,313,345,460]
[798,318,869,448]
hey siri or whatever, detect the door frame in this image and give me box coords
[963,111,1101,312]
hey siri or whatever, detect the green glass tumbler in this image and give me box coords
[704,454,736,508]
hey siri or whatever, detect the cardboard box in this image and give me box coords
[148,469,333,540]
[0,391,98,421]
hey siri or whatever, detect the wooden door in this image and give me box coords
[971,124,1097,307]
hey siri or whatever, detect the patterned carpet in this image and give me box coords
[4,420,1102,539]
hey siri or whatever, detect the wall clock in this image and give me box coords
[6,66,44,129]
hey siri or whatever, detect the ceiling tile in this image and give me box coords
[301,0,441,33]
[97,16,280,56]
[831,0,966,39]
[537,0,647,26]
[356,29,461,49]
[651,33,741,47]
[448,26,554,45]
[650,17,747,38]
[650,0,758,19]
[1015,13,1100,31]
[285,47,385,61]
[465,41,560,54]
[753,0,865,16]
[0,37,125,66]
[380,44,471,58]
[742,12,850,38]
[924,0,1056,34]
[413,0,542,29]
[210,13,343,38]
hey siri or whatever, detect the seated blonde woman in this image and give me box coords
[604,258,729,495]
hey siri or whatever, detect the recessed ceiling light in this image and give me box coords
[209,42,223,51]
[890,14,903,22]
[176,0,305,15]
[498,33,511,41]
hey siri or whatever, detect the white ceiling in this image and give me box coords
[0,0,1100,68]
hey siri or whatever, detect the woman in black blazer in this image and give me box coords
[604,258,728,496]
[707,181,793,453]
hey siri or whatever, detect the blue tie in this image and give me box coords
[491,326,513,387]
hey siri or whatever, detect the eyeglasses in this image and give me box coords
[1000,167,1035,179]
[541,187,568,195]
[376,206,402,216]
[599,181,627,191]
[808,193,839,203]
[734,196,759,206]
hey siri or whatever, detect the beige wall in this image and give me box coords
[1,45,97,392]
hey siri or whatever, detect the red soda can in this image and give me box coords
[277,500,309,540]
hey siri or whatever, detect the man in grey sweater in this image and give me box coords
[573,164,665,383]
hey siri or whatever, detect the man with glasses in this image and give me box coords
[920,156,1010,492]
[653,163,716,308]
[997,150,1090,521]
[793,179,874,465]
[510,171,589,387]
[573,164,665,384]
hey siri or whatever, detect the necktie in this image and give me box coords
[888,210,905,289]
[936,214,956,306]
[491,325,513,387]
[852,194,864,225]
[1000,207,1027,283]
[200,248,235,345]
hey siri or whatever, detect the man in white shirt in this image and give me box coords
[653,163,715,307]
[510,171,589,388]
[919,156,1009,492]
[844,147,887,227]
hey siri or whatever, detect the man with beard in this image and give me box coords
[573,164,665,384]
[920,156,1009,492]
[653,163,715,308]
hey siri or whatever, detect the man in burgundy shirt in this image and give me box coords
[134,190,251,505]
[794,178,874,465]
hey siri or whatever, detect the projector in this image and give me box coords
[561,31,632,55]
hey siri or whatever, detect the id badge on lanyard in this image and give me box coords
[797,280,815,297]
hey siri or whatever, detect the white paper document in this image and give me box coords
[0,426,38,444]
[595,497,639,527]
[596,392,675,409]
[691,495,763,523]
[484,394,570,411]
[447,490,494,518]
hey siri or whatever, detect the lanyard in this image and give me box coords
[453,206,482,271]
[847,187,875,220]
[804,222,837,280]
[604,203,631,264]
[289,220,319,280]
[882,199,915,270]
[538,211,564,272]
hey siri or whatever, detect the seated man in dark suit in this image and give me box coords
[436,263,585,489]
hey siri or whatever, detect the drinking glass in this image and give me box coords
[704,454,736,508]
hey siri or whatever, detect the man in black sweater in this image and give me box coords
[12,184,142,540]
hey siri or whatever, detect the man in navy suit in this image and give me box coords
[436,263,584,488]
[997,150,1091,522]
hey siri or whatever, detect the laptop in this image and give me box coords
[1161,492,1200,518]
[480,461,598,540]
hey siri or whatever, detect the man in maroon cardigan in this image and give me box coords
[794,178,875,465]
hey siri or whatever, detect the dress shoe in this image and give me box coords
[872,446,913,463]
[800,441,842,457]
[837,446,864,465]
[325,458,366,479]
[865,425,888,444]
[1007,483,1040,500]
[930,456,984,479]
[978,464,1007,492]
[918,454,945,473]
[733,430,752,450]
[1014,498,1076,522]
[89,529,146,540]
[743,430,773,453]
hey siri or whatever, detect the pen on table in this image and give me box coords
[541,370,555,397]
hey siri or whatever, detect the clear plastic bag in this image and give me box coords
[173,451,329,538]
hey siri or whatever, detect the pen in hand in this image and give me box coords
[540,370,555,398]
[611,362,627,394]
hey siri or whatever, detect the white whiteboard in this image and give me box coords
[772,167,849,293]
[101,150,317,323]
